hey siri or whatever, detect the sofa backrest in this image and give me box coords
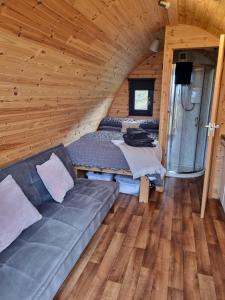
[0,144,75,207]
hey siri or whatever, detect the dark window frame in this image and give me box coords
[128,78,155,117]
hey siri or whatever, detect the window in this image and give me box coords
[128,78,155,116]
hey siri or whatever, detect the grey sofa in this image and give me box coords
[0,144,119,300]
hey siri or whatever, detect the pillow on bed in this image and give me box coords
[0,175,42,253]
[98,117,122,128]
[140,120,159,130]
[121,122,139,133]
[98,125,121,132]
[36,153,74,203]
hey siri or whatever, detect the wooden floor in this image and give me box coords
[55,177,225,300]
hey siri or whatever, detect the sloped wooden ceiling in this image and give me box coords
[0,0,168,165]
[177,0,225,36]
[1,0,225,166]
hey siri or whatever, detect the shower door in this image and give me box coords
[167,65,214,175]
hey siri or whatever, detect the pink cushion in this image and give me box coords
[36,153,74,203]
[0,175,42,253]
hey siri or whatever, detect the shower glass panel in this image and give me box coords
[167,65,214,176]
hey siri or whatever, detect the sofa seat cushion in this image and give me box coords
[38,179,118,231]
[0,218,82,300]
[0,179,119,300]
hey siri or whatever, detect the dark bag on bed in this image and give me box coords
[123,133,155,147]
[126,128,148,140]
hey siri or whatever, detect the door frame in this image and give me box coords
[159,25,222,218]
[200,35,225,218]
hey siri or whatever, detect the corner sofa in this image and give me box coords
[0,144,119,300]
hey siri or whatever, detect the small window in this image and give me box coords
[128,78,155,116]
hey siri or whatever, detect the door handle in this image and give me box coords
[205,122,220,136]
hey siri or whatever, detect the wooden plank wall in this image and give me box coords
[0,28,114,165]
[177,0,225,37]
[0,0,168,166]
[108,52,163,120]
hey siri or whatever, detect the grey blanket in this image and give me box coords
[66,130,162,185]
[67,131,130,170]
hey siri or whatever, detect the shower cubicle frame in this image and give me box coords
[159,25,224,218]
[166,63,215,178]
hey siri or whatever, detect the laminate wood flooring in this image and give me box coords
[55,177,225,300]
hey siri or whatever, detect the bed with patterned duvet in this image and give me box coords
[66,119,164,187]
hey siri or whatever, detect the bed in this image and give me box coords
[66,118,164,202]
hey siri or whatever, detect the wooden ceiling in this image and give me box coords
[0,0,225,165]
[0,0,168,65]
[0,0,168,165]
[176,0,225,36]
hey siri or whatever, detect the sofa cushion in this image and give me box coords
[36,153,74,203]
[39,179,118,231]
[0,145,75,207]
[0,175,42,253]
[0,179,119,300]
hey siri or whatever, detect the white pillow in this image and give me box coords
[36,153,74,203]
[0,175,42,253]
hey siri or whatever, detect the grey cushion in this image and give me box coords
[0,145,119,300]
[0,145,75,207]
[0,178,119,300]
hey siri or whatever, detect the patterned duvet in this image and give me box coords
[67,131,130,170]
[66,130,162,185]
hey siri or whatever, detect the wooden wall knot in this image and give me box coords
[13,87,18,96]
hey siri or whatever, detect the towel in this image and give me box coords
[112,140,166,179]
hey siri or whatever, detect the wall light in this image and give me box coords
[149,39,161,52]
[158,1,171,9]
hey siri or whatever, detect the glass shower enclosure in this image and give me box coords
[167,64,215,177]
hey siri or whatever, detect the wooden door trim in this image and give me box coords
[200,34,225,218]
[159,25,219,162]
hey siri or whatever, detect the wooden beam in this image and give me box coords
[139,176,150,203]
[75,165,132,176]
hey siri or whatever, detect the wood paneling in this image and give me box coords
[210,63,225,199]
[0,0,168,166]
[159,25,219,159]
[177,0,225,37]
[201,35,225,216]
[55,177,225,300]
[109,52,163,120]
[1,0,225,172]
